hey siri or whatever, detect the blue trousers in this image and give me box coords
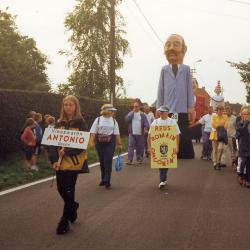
[96,141,116,184]
[202,131,212,158]
[159,168,169,182]
[127,134,144,161]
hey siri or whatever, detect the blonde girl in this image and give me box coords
[49,95,88,235]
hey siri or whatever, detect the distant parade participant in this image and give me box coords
[143,104,155,157]
[189,106,213,160]
[236,106,250,187]
[225,106,237,168]
[125,100,149,165]
[156,34,195,159]
[89,104,122,188]
[20,118,36,174]
[210,105,228,170]
[211,81,225,111]
[210,81,227,167]
[147,105,180,189]
[49,95,88,235]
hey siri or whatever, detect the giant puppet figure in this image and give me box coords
[211,80,224,111]
[157,34,195,159]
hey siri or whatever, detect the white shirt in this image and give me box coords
[227,115,236,137]
[90,116,120,135]
[132,112,142,135]
[149,117,181,135]
[144,112,155,125]
[199,114,212,132]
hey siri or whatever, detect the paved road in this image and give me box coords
[0,144,250,250]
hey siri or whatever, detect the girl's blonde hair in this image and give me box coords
[59,95,82,121]
[241,106,250,115]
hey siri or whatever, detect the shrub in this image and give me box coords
[0,89,131,155]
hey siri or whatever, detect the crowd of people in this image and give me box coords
[190,104,250,187]
[20,111,55,174]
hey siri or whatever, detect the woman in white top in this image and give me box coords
[90,104,122,188]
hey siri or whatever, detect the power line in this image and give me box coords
[228,0,250,5]
[131,0,164,45]
[124,2,162,51]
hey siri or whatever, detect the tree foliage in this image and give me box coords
[59,0,129,99]
[0,9,51,91]
[227,59,250,102]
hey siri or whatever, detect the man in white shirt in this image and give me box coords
[125,100,149,164]
[189,107,213,160]
[225,106,237,167]
[143,104,155,157]
[148,105,180,189]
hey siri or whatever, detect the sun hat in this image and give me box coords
[157,105,170,112]
[100,104,117,115]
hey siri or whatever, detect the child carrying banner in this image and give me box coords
[48,95,88,235]
[147,105,180,189]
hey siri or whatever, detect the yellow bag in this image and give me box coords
[60,151,87,171]
[209,130,217,141]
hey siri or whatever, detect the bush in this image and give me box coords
[0,89,131,155]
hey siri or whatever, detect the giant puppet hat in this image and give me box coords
[214,80,222,95]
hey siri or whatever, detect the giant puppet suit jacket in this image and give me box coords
[156,64,194,112]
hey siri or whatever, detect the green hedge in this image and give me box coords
[0,89,131,155]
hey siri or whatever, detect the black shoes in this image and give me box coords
[100,180,111,189]
[68,202,79,223]
[56,217,69,235]
[99,181,106,186]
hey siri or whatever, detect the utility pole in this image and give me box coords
[110,0,116,105]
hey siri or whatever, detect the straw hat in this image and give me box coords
[100,104,117,115]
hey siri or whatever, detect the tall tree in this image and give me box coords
[59,0,129,99]
[0,9,51,91]
[227,59,250,103]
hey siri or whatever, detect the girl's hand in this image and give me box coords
[88,140,95,149]
[52,162,60,171]
[147,147,151,155]
[117,144,122,151]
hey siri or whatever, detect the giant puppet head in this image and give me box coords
[164,34,187,64]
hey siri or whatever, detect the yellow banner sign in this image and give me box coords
[150,125,177,169]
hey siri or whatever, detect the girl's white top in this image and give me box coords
[90,116,120,135]
[149,118,181,135]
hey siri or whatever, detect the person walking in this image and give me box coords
[189,107,213,160]
[125,100,149,165]
[236,106,250,187]
[225,106,237,168]
[89,104,122,188]
[20,118,36,174]
[147,105,180,189]
[143,104,155,157]
[49,95,88,235]
[210,105,228,170]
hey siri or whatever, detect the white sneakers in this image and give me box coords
[158,181,167,189]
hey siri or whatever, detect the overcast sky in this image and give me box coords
[1,0,250,105]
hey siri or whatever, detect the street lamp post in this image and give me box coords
[191,59,202,77]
